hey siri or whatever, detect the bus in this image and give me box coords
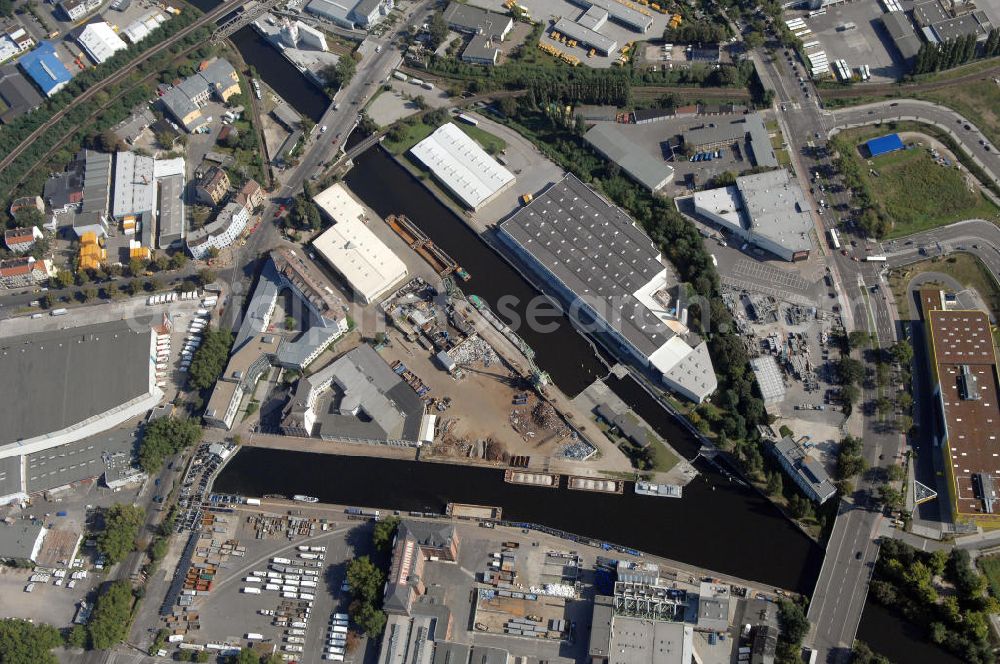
[828,228,841,250]
[865,255,887,262]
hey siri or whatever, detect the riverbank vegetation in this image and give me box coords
[870,539,995,663]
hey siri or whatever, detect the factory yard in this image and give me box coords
[786,2,903,83]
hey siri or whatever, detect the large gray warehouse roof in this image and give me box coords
[584,123,673,192]
[499,174,675,357]
[0,320,153,448]
[881,11,921,60]
[0,522,44,560]
[27,427,137,493]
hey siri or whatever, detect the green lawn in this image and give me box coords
[456,122,507,155]
[382,119,437,155]
[978,554,1000,598]
[888,252,1000,319]
[853,138,998,237]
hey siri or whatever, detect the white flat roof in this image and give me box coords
[311,183,408,303]
[77,22,127,64]
[409,122,514,210]
[153,157,185,179]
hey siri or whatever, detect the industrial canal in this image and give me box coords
[197,9,956,657]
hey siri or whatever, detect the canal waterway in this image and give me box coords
[215,447,823,594]
[195,11,954,655]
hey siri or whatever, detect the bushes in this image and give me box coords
[187,326,234,391]
[88,581,135,650]
[139,416,202,473]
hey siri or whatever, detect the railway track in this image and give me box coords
[820,62,1000,100]
[0,0,246,174]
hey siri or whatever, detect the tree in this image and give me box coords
[97,503,145,564]
[765,470,783,496]
[372,517,400,551]
[169,252,188,270]
[139,416,203,473]
[890,340,913,366]
[0,619,63,664]
[837,357,865,385]
[848,330,870,350]
[428,12,449,49]
[321,56,357,92]
[198,268,216,285]
[187,326,234,391]
[96,129,124,153]
[852,641,891,664]
[347,556,385,604]
[229,651,262,664]
[80,287,97,302]
[65,623,89,649]
[88,581,133,649]
[105,282,120,300]
[350,600,387,637]
[877,484,904,511]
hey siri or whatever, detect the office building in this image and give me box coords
[280,344,425,444]
[76,21,128,65]
[409,122,515,211]
[584,123,673,192]
[4,225,42,253]
[693,169,812,261]
[921,289,1000,519]
[58,0,102,21]
[769,436,837,504]
[499,174,717,403]
[311,183,408,304]
[0,319,162,461]
[384,521,460,615]
[186,201,249,259]
[194,166,230,206]
[18,41,72,97]
[203,334,280,429]
[0,256,53,288]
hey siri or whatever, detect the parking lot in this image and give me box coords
[787,2,904,82]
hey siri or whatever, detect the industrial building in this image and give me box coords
[160,58,241,132]
[682,113,778,169]
[157,174,185,249]
[568,0,653,32]
[865,133,905,157]
[312,183,408,304]
[304,0,393,30]
[553,15,618,56]
[692,169,813,262]
[186,200,249,259]
[769,436,836,504]
[205,248,351,429]
[499,174,717,403]
[0,319,162,462]
[0,63,43,124]
[588,598,694,664]
[18,41,72,97]
[881,11,922,64]
[279,344,427,444]
[443,2,513,39]
[75,21,128,65]
[914,0,993,42]
[122,10,168,44]
[584,123,674,192]
[112,109,156,145]
[409,122,515,211]
[461,34,501,65]
[0,522,47,564]
[112,150,155,219]
[750,355,786,405]
[921,289,1000,519]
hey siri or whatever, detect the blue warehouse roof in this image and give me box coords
[18,42,72,97]
[865,133,905,158]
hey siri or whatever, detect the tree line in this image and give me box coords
[912,29,1000,75]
